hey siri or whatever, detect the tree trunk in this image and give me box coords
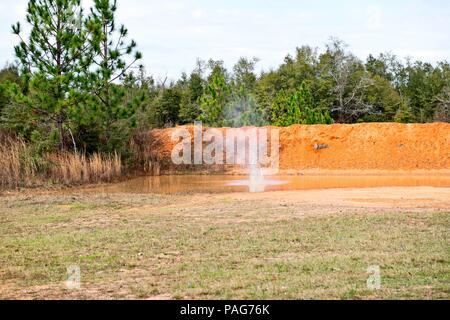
[57,117,64,151]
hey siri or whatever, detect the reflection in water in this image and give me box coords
[100,174,450,194]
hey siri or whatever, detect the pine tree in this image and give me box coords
[199,69,230,127]
[87,0,142,152]
[394,101,414,123]
[12,0,94,150]
[222,94,267,127]
[271,89,297,126]
[297,81,333,124]
[271,82,333,126]
[178,72,204,124]
[0,64,22,115]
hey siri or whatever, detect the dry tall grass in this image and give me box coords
[0,135,36,188]
[47,152,121,185]
[0,135,122,189]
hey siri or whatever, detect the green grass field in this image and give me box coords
[0,191,448,299]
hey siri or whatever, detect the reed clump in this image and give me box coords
[0,135,36,188]
[0,134,122,189]
[46,152,121,185]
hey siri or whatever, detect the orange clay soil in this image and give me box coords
[133,122,450,174]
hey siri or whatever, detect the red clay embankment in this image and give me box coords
[133,123,450,174]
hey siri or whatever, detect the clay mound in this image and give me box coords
[133,123,450,173]
[279,123,450,171]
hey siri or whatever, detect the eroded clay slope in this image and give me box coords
[133,123,450,173]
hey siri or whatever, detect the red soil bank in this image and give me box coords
[134,123,450,173]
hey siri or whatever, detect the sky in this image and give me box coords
[1,0,449,80]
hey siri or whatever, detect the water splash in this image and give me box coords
[226,164,287,193]
[248,165,266,193]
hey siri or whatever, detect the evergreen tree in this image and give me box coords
[0,64,22,115]
[232,57,259,92]
[271,89,299,126]
[11,0,94,150]
[178,72,204,124]
[87,0,142,152]
[362,74,404,122]
[152,86,182,128]
[394,102,414,123]
[199,68,230,127]
[272,82,333,126]
[222,94,267,127]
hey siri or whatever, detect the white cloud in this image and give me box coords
[191,8,204,19]
[1,0,449,78]
[13,3,27,16]
[366,5,382,31]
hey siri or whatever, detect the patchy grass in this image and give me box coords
[0,191,448,300]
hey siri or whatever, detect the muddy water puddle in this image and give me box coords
[96,174,450,194]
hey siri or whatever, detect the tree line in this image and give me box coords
[0,0,449,157]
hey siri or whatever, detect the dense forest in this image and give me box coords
[1,0,449,161]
